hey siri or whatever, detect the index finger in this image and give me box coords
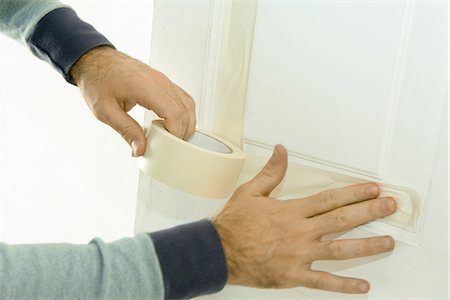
[170,82,196,140]
[133,77,189,140]
[287,183,380,217]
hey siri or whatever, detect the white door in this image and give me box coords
[135,1,448,298]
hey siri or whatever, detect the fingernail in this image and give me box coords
[382,198,396,212]
[131,140,139,157]
[366,184,379,196]
[358,282,370,293]
[377,237,393,250]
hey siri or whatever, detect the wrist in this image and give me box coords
[212,217,238,285]
[150,219,228,298]
[69,45,116,85]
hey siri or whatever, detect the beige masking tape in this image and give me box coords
[138,120,246,199]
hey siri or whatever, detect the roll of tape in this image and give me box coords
[138,120,246,199]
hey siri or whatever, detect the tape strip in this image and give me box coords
[138,120,246,199]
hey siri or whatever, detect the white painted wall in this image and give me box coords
[0,1,153,244]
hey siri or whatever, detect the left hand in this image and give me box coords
[70,46,196,156]
[213,144,396,293]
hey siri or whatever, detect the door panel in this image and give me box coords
[245,2,407,176]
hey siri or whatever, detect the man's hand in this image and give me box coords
[213,144,397,294]
[70,46,196,156]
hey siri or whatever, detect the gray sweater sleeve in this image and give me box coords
[0,0,65,43]
[0,234,164,299]
[0,221,228,299]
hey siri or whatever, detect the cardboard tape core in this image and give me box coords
[188,131,233,154]
[138,120,246,199]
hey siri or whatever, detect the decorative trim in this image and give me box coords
[197,2,226,132]
[378,2,416,178]
[244,138,384,179]
[416,53,448,245]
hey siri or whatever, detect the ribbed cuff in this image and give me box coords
[27,7,114,84]
[150,220,228,299]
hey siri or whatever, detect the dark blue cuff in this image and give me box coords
[27,7,114,84]
[150,220,228,299]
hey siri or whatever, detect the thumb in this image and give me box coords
[247,144,288,196]
[100,103,147,157]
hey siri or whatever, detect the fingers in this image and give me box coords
[294,183,381,217]
[315,236,395,261]
[136,83,186,139]
[313,197,397,236]
[303,271,370,294]
[244,144,288,196]
[76,49,196,155]
[171,82,196,139]
[136,73,196,141]
[94,101,146,156]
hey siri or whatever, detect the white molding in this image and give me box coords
[244,138,384,179]
[378,2,416,178]
[416,54,448,244]
[197,2,226,131]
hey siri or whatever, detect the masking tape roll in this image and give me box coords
[138,120,246,199]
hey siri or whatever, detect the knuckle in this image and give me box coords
[182,109,190,123]
[118,124,136,140]
[325,241,342,259]
[176,85,194,100]
[353,242,365,256]
[329,211,348,228]
[323,192,339,210]
[312,276,327,289]
[234,182,252,196]
[170,105,185,119]
[184,97,196,109]
[188,99,196,109]
[90,100,107,120]
[259,159,280,180]
[337,212,348,227]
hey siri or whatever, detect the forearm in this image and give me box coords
[0,234,164,299]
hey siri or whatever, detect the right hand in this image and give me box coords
[213,144,397,294]
[71,46,196,157]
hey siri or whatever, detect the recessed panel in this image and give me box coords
[244,2,407,176]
